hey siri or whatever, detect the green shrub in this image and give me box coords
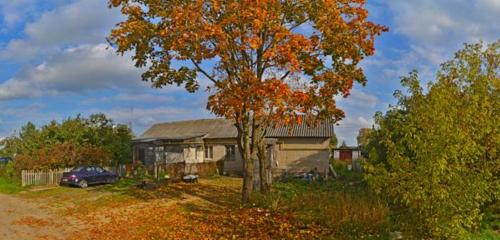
[1,113,132,171]
[331,160,363,182]
[364,42,499,238]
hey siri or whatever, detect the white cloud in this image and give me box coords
[387,0,500,63]
[116,94,176,103]
[0,102,61,137]
[95,106,213,135]
[80,93,176,105]
[336,89,379,109]
[1,102,45,117]
[0,44,144,100]
[0,0,122,60]
[0,0,38,30]
[334,89,381,145]
[25,0,120,46]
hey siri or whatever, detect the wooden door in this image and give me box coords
[339,150,352,163]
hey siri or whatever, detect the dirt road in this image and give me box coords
[0,193,81,240]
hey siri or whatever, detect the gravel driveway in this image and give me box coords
[0,193,83,240]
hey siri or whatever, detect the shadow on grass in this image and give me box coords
[92,177,242,208]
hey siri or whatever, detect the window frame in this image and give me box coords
[204,145,214,160]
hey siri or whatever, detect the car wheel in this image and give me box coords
[78,179,88,188]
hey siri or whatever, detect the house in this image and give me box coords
[132,118,335,177]
[331,143,364,170]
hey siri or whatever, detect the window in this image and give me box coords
[204,146,213,159]
[196,146,203,160]
[165,145,183,153]
[225,145,236,161]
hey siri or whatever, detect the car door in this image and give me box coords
[94,166,107,183]
[84,166,97,184]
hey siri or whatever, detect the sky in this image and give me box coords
[0,0,499,145]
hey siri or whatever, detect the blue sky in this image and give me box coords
[0,0,499,145]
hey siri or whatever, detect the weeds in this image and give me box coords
[253,179,390,239]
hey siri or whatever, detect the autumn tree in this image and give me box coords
[356,127,371,147]
[364,41,499,238]
[108,0,386,202]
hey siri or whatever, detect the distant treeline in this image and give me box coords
[0,113,132,171]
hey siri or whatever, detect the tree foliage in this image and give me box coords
[329,134,338,149]
[364,41,500,238]
[1,114,133,170]
[108,0,386,202]
[356,127,371,147]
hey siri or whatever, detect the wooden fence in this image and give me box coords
[21,165,127,187]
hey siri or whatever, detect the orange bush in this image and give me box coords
[15,142,111,170]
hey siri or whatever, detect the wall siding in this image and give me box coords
[275,137,330,174]
[134,137,330,176]
[205,139,243,174]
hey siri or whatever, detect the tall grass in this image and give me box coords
[252,180,390,239]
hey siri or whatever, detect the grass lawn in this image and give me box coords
[16,176,387,239]
[10,176,500,239]
[0,176,24,194]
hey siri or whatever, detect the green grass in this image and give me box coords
[474,229,500,240]
[0,176,24,194]
[252,179,390,239]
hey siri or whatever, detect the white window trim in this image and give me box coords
[204,145,213,160]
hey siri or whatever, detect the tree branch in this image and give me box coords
[280,71,291,81]
[190,59,217,84]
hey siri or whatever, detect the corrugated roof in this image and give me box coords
[266,120,335,138]
[139,119,237,140]
[137,118,335,140]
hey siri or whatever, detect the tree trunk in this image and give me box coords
[257,139,271,194]
[254,123,271,194]
[237,119,253,204]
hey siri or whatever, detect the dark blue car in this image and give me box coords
[60,165,118,188]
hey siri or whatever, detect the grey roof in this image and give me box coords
[139,119,238,140]
[137,118,334,140]
[267,120,335,138]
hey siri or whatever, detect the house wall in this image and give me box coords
[275,137,330,174]
[204,137,330,175]
[135,137,331,176]
[332,149,362,165]
[184,146,204,163]
[204,139,242,174]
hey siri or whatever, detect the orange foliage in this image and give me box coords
[109,0,387,202]
[79,181,326,240]
[109,0,387,126]
[15,142,111,170]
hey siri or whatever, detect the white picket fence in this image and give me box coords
[21,165,126,187]
[21,168,72,187]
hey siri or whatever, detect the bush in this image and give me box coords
[14,143,111,171]
[0,162,23,193]
[331,160,363,182]
[1,113,132,171]
[364,42,499,238]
